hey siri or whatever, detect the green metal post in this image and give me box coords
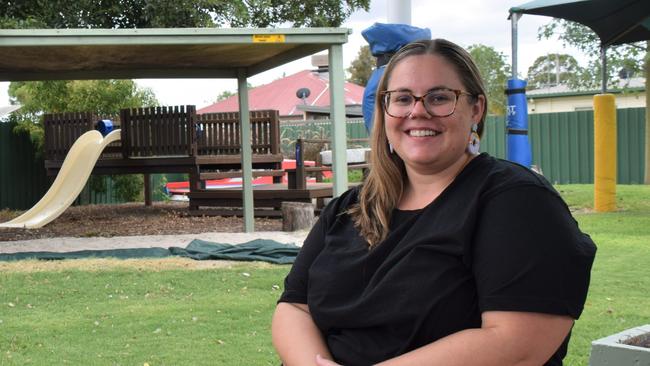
[328,44,348,196]
[238,68,254,232]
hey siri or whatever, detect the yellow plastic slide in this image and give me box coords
[0,129,121,229]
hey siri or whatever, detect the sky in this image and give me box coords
[0,0,585,109]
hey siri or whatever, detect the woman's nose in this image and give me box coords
[409,99,432,119]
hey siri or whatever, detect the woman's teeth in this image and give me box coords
[408,129,439,137]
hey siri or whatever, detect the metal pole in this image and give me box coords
[237,68,254,232]
[387,0,411,24]
[511,13,521,78]
[600,45,607,93]
[328,44,348,196]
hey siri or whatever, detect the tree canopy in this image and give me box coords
[467,44,510,116]
[538,19,646,89]
[526,53,585,89]
[0,0,370,29]
[347,45,373,86]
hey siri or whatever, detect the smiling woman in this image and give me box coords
[272,39,596,366]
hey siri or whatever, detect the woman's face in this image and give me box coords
[384,54,484,175]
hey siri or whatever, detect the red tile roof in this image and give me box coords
[197,69,364,116]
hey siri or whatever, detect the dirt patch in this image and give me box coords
[0,202,283,242]
[0,257,283,273]
[622,333,650,348]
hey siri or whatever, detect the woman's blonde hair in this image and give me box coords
[348,39,488,247]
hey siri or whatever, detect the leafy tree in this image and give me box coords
[526,53,586,89]
[216,90,236,102]
[347,45,373,86]
[539,20,646,89]
[0,0,370,29]
[467,44,510,116]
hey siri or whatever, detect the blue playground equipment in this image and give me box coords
[505,78,532,167]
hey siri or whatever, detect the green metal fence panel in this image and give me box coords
[528,111,596,184]
[0,122,49,210]
[617,108,646,184]
[481,116,506,159]
[527,108,643,184]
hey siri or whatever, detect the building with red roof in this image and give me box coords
[198,56,365,121]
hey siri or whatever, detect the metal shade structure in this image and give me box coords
[509,0,650,91]
[0,27,352,231]
[510,0,650,47]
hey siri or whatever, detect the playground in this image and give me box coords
[0,1,648,364]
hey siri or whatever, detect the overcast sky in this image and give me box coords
[0,0,585,109]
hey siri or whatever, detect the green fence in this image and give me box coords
[0,122,49,210]
[512,108,644,184]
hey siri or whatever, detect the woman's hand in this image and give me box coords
[316,354,342,366]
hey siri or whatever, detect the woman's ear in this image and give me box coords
[471,94,486,122]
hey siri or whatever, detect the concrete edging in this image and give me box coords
[590,324,650,366]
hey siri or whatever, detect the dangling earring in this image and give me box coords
[467,123,480,155]
[388,142,394,154]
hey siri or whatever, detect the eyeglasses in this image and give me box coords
[380,88,475,118]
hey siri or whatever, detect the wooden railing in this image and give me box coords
[120,105,197,158]
[43,107,281,163]
[44,112,97,161]
[196,110,280,156]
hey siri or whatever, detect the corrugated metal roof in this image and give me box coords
[198,69,364,116]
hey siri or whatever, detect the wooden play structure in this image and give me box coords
[43,106,337,215]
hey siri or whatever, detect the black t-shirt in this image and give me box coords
[279,153,596,366]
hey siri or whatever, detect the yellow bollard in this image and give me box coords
[593,94,617,212]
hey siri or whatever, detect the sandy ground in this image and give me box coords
[0,230,309,254]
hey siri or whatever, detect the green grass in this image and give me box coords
[0,265,290,365]
[1,184,649,365]
[555,184,650,365]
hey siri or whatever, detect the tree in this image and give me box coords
[539,20,649,183]
[216,90,236,102]
[467,44,511,116]
[347,45,373,86]
[0,0,370,29]
[539,20,646,89]
[526,53,586,89]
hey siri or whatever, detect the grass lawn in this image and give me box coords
[1,184,649,365]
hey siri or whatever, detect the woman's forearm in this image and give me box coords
[272,302,332,366]
[376,312,573,366]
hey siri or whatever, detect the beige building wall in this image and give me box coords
[527,91,646,114]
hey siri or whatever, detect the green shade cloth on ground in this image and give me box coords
[0,239,300,264]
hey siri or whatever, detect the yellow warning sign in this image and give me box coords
[252,34,286,43]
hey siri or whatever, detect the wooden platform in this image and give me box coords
[187,183,335,213]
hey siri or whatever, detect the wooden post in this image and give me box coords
[295,138,306,189]
[144,173,152,206]
[282,202,315,232]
